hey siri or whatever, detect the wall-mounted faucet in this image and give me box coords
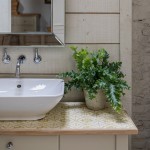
[16,55,26,78]
[2,48,11,64]
[34,48,42,64]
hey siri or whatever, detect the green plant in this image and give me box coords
[59,46,130,112]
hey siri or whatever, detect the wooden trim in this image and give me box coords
[59,129,138,135]
[0,129,138,136]
[120,0,132,115]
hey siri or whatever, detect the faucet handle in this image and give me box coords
[34,48,42,64]
[18,55,26,64]
[2,48,11,64]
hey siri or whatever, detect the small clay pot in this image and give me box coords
[84,90,106,110]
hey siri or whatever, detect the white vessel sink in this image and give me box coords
[0,78,64,120]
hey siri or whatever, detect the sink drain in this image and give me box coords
[17,84,21,88]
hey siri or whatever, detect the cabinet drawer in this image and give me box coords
[12,25,37,32]
[12,16,37,25]
[60,135,115,150]
[0,136,58,150]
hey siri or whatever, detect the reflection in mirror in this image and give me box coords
[12,0,52,33]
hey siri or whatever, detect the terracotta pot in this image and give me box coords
[84,90,106,110]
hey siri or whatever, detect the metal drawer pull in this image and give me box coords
[6,142,13,149]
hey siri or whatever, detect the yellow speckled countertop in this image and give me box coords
[0,102,138,135]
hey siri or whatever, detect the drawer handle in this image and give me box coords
[6,142,13,149]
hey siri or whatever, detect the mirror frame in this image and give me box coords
[0,0,65,47]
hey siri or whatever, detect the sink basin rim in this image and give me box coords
[0,78,64,97]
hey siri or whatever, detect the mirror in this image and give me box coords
[0,0,65,46]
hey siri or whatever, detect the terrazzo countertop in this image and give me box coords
[0,102,138,135]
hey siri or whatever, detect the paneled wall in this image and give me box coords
[0,0,132,114]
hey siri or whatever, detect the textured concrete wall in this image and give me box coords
[133,0,150,149]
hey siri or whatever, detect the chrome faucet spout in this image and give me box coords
[16,61,21,78]
[15,55,26,78]
[16,67,20,78]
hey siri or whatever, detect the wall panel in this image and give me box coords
[120,0,132,115]
[0,44,119,74]
[66,0,120,13]
[66,14,119,43]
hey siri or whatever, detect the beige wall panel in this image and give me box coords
[120,0,132,116]
[66,14,119,43]
[0,44,119,74]
[62,88,84,102]
[60,135,115,150]
[66,0,120,13]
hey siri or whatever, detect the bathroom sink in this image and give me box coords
[0,78,64,120]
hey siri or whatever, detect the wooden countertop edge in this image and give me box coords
[0,129,138,136]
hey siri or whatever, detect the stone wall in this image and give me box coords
[133,0,150,149]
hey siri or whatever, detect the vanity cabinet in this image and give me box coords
[12,15,40,32]
[0,136,58,150]
[0,135,128,150]
[0,102,138,150]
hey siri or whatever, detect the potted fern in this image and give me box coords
[60,46,130,112]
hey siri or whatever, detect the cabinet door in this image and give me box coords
[0,136,58,150]
[60,135,115,150]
